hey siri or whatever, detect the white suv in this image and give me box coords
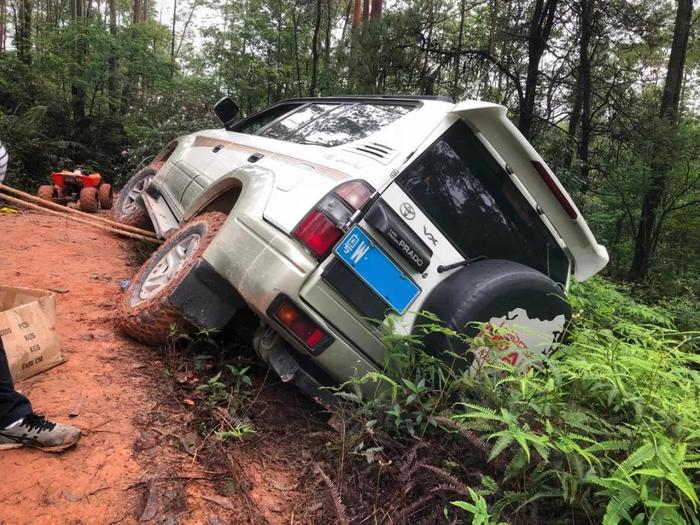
[115,96,608,402]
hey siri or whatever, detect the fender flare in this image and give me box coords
[182,164,276,222]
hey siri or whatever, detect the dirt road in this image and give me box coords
[0,209,330,524]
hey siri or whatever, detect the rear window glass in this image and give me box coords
[396,120,569,283]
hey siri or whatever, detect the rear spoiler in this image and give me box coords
[450,101,608,281]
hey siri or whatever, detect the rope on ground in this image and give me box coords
[0,192,162,245]
[0,183,158,239]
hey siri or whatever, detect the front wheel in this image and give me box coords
[119,212,227,346]
[113,167,155,229]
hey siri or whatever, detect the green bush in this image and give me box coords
[342,278,700,524]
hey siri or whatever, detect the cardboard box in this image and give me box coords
[0,285,64,382]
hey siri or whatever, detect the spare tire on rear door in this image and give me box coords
[416,260,571,370]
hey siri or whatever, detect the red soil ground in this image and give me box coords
[0,209,330,525]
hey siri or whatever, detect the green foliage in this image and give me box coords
[451,489,507,525]
[341,278,700,523]
[216,421,257,442]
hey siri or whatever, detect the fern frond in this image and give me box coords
[314,464,349,525]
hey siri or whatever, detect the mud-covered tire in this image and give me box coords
[37,185,55,201]
[99,183,113,210]
[113,167,156,229]
[119,212,227,346]
[79,187,98,213]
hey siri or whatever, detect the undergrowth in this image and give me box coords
[317,278,700,524]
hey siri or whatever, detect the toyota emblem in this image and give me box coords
[399,202,416,220]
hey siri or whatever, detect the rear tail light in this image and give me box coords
[268,295,332,353]
[531,161,578,220]
[293,180,375,259]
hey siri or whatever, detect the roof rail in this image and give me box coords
[280,95,455,104]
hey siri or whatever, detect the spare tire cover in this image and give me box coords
[416,259,571,369]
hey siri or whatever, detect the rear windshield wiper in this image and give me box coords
[436,256,487,273]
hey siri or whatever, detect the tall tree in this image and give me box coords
[16,0,32,63]
[310,0,322,95]
[107,0,119,113]
[628,0,693,281]
[518,0,558,140]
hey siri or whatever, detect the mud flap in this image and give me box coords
[169,259,244,330]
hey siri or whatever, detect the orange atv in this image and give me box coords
[37,169,113,213]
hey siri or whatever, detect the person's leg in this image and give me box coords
[0,338,32,429]
[0,338,80,451]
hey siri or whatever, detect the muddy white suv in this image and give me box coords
[115,95,608,402]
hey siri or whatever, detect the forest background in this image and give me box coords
[0,0,697,311]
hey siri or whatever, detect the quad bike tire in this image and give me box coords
[37,185,55,201]
[119,212,227,346]
[79,187,99,213]
[113,167,156,230]
[99,183,113,210]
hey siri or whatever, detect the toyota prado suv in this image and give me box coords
[114,95,608,402]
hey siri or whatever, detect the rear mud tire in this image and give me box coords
[99,183,113,210]
[119,212,227,346]
[37,185,55,202]
[79,187,98,213]
[113,167,156,230]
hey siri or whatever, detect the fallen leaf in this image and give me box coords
[68,398,84,418]
[139,478,159,522]
[62,490,81,502]
[183,398,195,407]
[202,494,235,511]
[179,431,199,456]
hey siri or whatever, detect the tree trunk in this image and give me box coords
[310,0,322,95]
[577,0,593,193]
[323,0,331,92]
[107,0,118,113]
[628,0,692,281]
[291,5,302,97]
[16,0,31,63]
[352,0,361,29]
[451,0,465,100]
[518,0,558,141]
[170,0,177,59]
[0,0,6,52]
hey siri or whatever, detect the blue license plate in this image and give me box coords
[334,226,420,315]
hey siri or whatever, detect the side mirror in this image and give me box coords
[213,97,240,130]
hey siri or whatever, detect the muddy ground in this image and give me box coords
[0,209,337,524]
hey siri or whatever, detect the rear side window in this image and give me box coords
[261,104,338,140]
[396,120,569,283]
[298,103,413,147]
[251,102,414,147]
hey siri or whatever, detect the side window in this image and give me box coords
[299,104,413,147]
[260,104,338,140]
[229,103,303,135]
